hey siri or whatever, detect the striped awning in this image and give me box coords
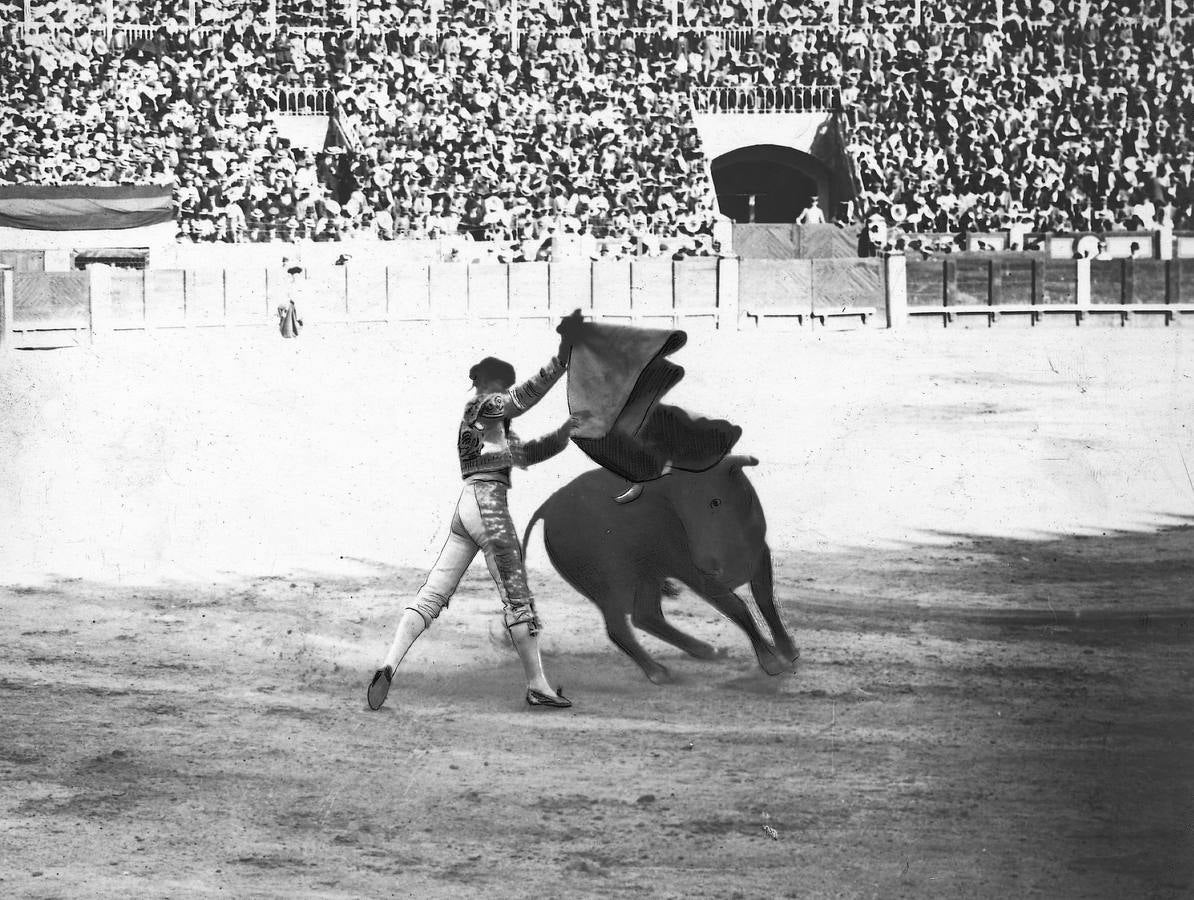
[0,185,174,231]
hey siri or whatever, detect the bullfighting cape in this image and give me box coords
[564,321,741,482]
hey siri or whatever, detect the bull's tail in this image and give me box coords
[521,503,547,560]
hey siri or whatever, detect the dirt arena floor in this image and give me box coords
[1,324,1192,898]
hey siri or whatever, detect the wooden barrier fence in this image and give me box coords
[898,256,1194,328]
[6,259,734,348]
[6,255,1194,349]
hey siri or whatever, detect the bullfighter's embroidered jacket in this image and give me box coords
[458,355,569,480]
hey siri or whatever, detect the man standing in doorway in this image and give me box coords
[797,194,826,224]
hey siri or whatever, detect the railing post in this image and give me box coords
[88,264,113,345]
[717,254,739,330]
[989,258,1003,307]
[884,251,907,329]
[1157,223,1173,260]
[943,258,957,309]
[1076,257,1091,322]
[0,266,14,356]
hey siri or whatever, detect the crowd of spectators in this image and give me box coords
[0,5,720,256]
[330,25,718,253]
[841,3,1194,240]
[2,0,1194,252]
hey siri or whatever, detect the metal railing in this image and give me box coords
[6,13,1191,44]
[276,87,335,116]
[113,24,155,41]
[613,25,831,51]
[9,21,172,39]
[691,84,841,113]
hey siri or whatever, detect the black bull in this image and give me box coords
[522,456,799,683]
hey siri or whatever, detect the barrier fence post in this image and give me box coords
[717,255,739,330]
[0,265,13,355]
[88,264,113,344]
[1031,259,1044,306]
[884,252,907,328]
[1158,223,1173,261]
[1076,257,1091,323]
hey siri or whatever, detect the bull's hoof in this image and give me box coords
[776,638,800,663]
[686,642,725,661]
[758,648,796,677]
[644,665,674,685]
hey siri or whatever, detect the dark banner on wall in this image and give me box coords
[0,185,174,231]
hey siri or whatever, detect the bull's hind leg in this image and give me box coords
[542,536,671,683]
[597,603,674,685]
[751,545,799,664]
[631,579,724,661]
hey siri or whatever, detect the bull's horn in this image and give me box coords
[614,483,644,504]
[727,454,760,468]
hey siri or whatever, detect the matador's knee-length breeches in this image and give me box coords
[406,482,540,634]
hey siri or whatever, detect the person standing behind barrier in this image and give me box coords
[278,263,305,338]
[798,195,826,225]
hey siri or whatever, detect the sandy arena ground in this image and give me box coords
[1,323,1192,898]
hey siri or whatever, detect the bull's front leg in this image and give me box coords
[700,585,792,677]
[751,544,799,664]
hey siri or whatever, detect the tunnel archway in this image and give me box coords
[710,145,830,223]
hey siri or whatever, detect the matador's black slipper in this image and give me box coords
[367,665,393,711]
[525,687,572,709]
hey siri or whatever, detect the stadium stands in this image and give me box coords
[1,1,1192,253]
[843,6,1194,239]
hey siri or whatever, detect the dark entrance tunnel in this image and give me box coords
[711,145,828,224]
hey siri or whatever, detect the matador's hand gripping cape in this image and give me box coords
[561,320,741,483]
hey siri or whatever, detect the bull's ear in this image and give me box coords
[727,454,759,470]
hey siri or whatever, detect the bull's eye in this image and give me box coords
[709,498,722,509]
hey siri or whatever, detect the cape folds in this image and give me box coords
[565,321,741,483]
[0,185,174,231]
